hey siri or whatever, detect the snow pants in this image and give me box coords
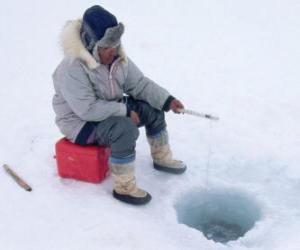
[94,96,166,162]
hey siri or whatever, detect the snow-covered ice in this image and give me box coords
[0,1,299,249]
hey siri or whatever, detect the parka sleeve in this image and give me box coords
[57,62,127,121]
[123,57,172,111]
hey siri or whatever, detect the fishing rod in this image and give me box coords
[178,109,219,121]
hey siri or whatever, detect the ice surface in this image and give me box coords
[0,1,300,250]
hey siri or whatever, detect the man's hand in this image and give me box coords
[170,99,184,114]
[130,111,140,125]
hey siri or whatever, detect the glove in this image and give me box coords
[169,99,184,114]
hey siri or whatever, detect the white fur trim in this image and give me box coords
[60,19,127,69]
[60,19,99,69]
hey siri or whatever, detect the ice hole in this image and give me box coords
[175,188,261,243]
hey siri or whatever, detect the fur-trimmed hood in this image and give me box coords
[60,19,126,69]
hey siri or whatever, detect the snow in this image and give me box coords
[0,0,300,249]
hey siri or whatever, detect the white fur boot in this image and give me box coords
[147,130,186,174]
[110,162,151,205]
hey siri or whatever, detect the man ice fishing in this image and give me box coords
[52,5,187,205]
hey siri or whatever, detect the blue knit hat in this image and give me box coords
[80,5,124,53]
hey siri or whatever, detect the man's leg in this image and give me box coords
[95,116,151,205]
[125,97,187,174]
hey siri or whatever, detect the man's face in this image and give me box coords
[98,46,118,65]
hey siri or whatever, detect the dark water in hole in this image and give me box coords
[202,220,245,243]
[175,188,261,244]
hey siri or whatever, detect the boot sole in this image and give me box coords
[153,162,187,174]
[113,190,152,205]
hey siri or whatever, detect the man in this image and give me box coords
[52,5,186,205]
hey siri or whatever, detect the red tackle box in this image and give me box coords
[55,138,110,183]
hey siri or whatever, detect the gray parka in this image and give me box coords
[52,20,171,142]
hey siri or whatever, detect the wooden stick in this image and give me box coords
[3,164,32,192]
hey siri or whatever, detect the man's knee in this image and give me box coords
[108,117,139,158]
[110,117,139,143]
